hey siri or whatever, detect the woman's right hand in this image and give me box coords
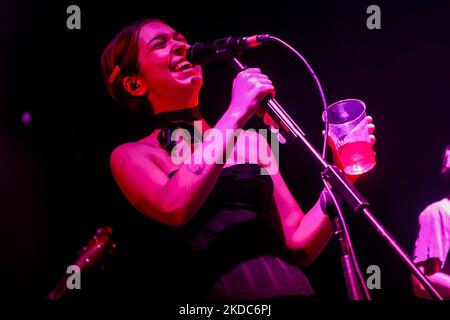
[228,68,275,123]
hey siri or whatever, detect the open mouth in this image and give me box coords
[171,59,194,72]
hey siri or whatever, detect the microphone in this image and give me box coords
[187,34,271,65]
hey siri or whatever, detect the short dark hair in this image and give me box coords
[101,18,160,113]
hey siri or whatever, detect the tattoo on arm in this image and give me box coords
[187,163,206,175]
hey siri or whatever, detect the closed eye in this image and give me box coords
[147,32,187,50]
[175,36,187,43]
[152,41,167,49]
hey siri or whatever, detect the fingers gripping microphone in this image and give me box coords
[186,34,271,65]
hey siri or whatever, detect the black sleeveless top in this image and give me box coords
[171,163,315,300]
[110,163,315,301]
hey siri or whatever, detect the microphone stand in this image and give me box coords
[331,204,367,300]
[228,57,443,300]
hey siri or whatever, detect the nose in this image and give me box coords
[172,40,188,56]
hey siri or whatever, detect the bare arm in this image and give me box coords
[272,167,333,266]
[412,260,450,299]
[257,133,332,265]
[426,273,450,298]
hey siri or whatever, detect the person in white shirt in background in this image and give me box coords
[412,144,450,299]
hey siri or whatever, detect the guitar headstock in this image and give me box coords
[76,226,116,272]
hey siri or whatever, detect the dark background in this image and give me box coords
[1,0,449,300]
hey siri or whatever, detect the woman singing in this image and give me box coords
[101,18,376,301]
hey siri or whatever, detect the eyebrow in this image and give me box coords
[146,31,186,48]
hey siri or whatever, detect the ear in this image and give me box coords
[123,75,147,97]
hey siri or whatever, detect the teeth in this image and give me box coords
[174,60,192,72]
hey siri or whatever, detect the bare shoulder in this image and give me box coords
[111,141,155,162]
[111,131,160,159]
[110,140,160,175]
